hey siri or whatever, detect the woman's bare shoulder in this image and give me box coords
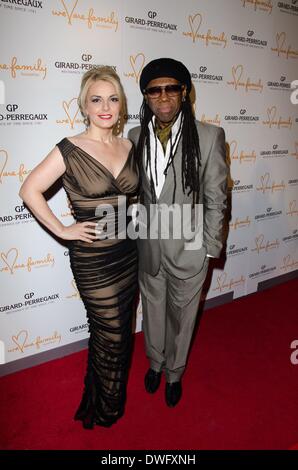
[119,137,133,152]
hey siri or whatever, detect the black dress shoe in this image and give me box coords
[144,368,162,394]
[165,381,182,407]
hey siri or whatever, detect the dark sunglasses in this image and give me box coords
[144,84,184,98]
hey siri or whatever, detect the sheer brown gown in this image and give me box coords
[57,137,139,429]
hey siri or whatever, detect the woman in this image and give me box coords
[19,67,139,429]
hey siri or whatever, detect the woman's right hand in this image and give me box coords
[60,222,98,243]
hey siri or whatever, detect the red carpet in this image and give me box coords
[1,278,298,450]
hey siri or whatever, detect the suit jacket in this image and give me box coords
[128,120,228,279]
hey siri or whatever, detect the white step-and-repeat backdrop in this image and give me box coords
[0,0,297,371]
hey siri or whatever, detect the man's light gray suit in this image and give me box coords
[128,121,227,381]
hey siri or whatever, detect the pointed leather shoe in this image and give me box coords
[144,368,162,394]
[165,381,182,407]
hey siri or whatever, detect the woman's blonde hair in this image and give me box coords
[78,66,127,135]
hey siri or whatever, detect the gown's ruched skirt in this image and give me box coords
[69,210,138,428]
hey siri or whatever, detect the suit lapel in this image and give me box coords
[139,126,183,202]
[141,147,151,193]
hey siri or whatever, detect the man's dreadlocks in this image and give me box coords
[136,95,201,206]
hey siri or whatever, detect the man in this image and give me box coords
[128,58,228,407]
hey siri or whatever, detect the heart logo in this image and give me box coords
[60,0,79,25]
[266,106,277,127]
[282,254,291,269]
[255,234,264,252]
[275,32,286,55]
[231,65,243,90]
[1,248,18,274]
[129,53,145,83]
[229,140,238,162]
[260,172,270,192]
[289,200,297,214]
[0,149,8,184]
[188,13,202,43]
[62,98,80,129]
[12,330,28,353]
[216,272,228,291]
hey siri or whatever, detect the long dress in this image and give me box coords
[57,137,139,429]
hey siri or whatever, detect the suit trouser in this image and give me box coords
[139,257,209,382]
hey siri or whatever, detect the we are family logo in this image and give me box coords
[0,149,31,184]
[56,97,83,129]
[262,106,292,128]
[227,65,263,92]
[0,56,47,79]
[280,254,298,271]
[286,200,298,217]
[251,234,280,254]
[124,53,145,84]
[229,216,251,230]
[0,248,55,274]
[228,140,256,164]
[52,0,118,31]
[7,329,61,355]
[183,12,227,47]
[256,173,286,193]
[271,32,298,59]
[212,272,246,293]
[241,0,273,14]
[200,113,221,126]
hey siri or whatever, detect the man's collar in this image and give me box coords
[149,112,182,136]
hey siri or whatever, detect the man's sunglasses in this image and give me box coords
[144,84,184,98]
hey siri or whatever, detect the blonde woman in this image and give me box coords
[20,67,139,429]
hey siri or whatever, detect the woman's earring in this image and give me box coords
[116,117,121,135]
[84,115,90,129]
